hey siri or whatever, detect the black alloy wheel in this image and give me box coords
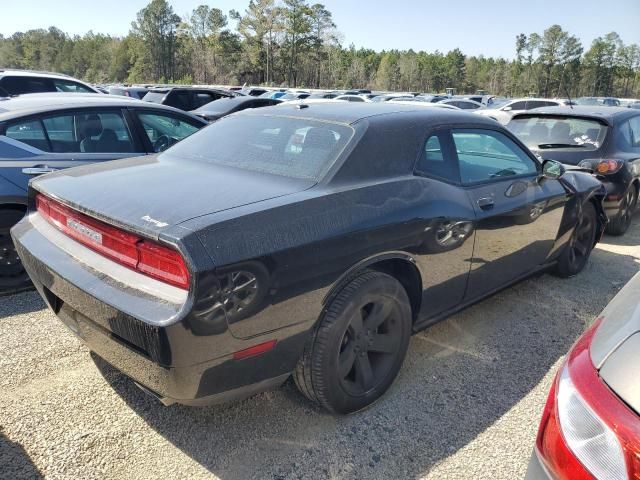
[337,298,404,396]
[606,185,637,236]
[294,270,412,414]
[553,202,597,278]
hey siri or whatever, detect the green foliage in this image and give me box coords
[0,0,637,97]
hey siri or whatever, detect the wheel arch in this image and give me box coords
[323,252,423,323]
[586,189,607,247]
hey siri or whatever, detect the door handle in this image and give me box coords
[22,166,59,176]
[477,197,495,210]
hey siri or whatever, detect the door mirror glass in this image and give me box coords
[542,159,565,179]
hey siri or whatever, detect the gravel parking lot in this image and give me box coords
[1,221,639,480]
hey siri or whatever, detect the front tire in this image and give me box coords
[294,270,412,414]
[0,232,30,293]
[553,202,597,278]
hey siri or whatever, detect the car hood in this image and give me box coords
[31,154,315,239]
[591,272,640,414]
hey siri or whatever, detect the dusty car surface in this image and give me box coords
[12,103,607,414]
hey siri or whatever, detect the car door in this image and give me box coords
[0,108,144,191]
[411,131,476,318]
[451,128,568,301]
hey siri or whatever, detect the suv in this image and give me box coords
[0,93,207,292]
[0,69,99,96]
[142,87,239,111]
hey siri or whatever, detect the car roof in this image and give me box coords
[0,93,205,122]
[242,101,496,126]
[512,105,639,124]
[0,69,76,80]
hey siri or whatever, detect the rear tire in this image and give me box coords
[294,270,412,414]
[553,202,597,278]
[606,184,637,236]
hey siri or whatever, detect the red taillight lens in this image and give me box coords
[35,194,190,290]
[137,241,190,290]
[535,317,640,480]
[596,159,623,174]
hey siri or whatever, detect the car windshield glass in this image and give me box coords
[508,116,607,150]
[162,115,354,180]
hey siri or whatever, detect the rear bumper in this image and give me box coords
[11,213,301,405]
[598,176,632,220]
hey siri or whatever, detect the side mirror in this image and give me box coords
[502,106,512,112]
[541,159,565,180]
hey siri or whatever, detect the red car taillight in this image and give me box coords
[536,317,640,480]
[35,194,190,290]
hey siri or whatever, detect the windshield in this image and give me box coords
[507,116,607,150]
[163,114,354,180]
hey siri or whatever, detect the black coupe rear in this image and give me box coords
[12,104,606,413]
[509,106,640,235]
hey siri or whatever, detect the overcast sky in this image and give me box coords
[2,0,639,58]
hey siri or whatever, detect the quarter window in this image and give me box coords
[452,129,538,184]
[627,116,640,149]
[415,134,458,182]
[5,120,49,151]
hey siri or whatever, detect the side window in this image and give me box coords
[166,91,191,110]
[452,129,538,184]
[137,112,201,152]
[42,115,75,151]
[40,111,135,154]
[5,120,50,151]
[525,100,548,110]
[415,133,458,183]
[507,101,526,110]
[193,92,215,109]
[628,116,640,149]
[0,76,54,95]
[53,79,95,93]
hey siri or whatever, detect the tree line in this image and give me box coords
[0,0,638,98]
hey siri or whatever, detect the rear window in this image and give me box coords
[508,116,607,150]
[163,115,354,180]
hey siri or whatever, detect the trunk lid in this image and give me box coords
[32,154,315,239]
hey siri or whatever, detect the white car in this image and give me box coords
[334,94,372,103]
[474,98,564,124]
[387,100,459,110]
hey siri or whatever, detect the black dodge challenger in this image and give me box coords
[12,103,607,414]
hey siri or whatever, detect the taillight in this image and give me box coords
[595,159,623,175]
[536,317,640,480]
[35,194,190,289]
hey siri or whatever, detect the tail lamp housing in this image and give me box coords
[35,194,190,290]
[580,159,624,175]
[535,317,640,480]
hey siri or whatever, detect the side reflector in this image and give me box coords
[233,340,277,360]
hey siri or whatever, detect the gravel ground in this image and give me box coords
[1,221,639,480]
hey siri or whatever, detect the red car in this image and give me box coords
[527,273,640,479]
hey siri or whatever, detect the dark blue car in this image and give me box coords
[0,93,207,292]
